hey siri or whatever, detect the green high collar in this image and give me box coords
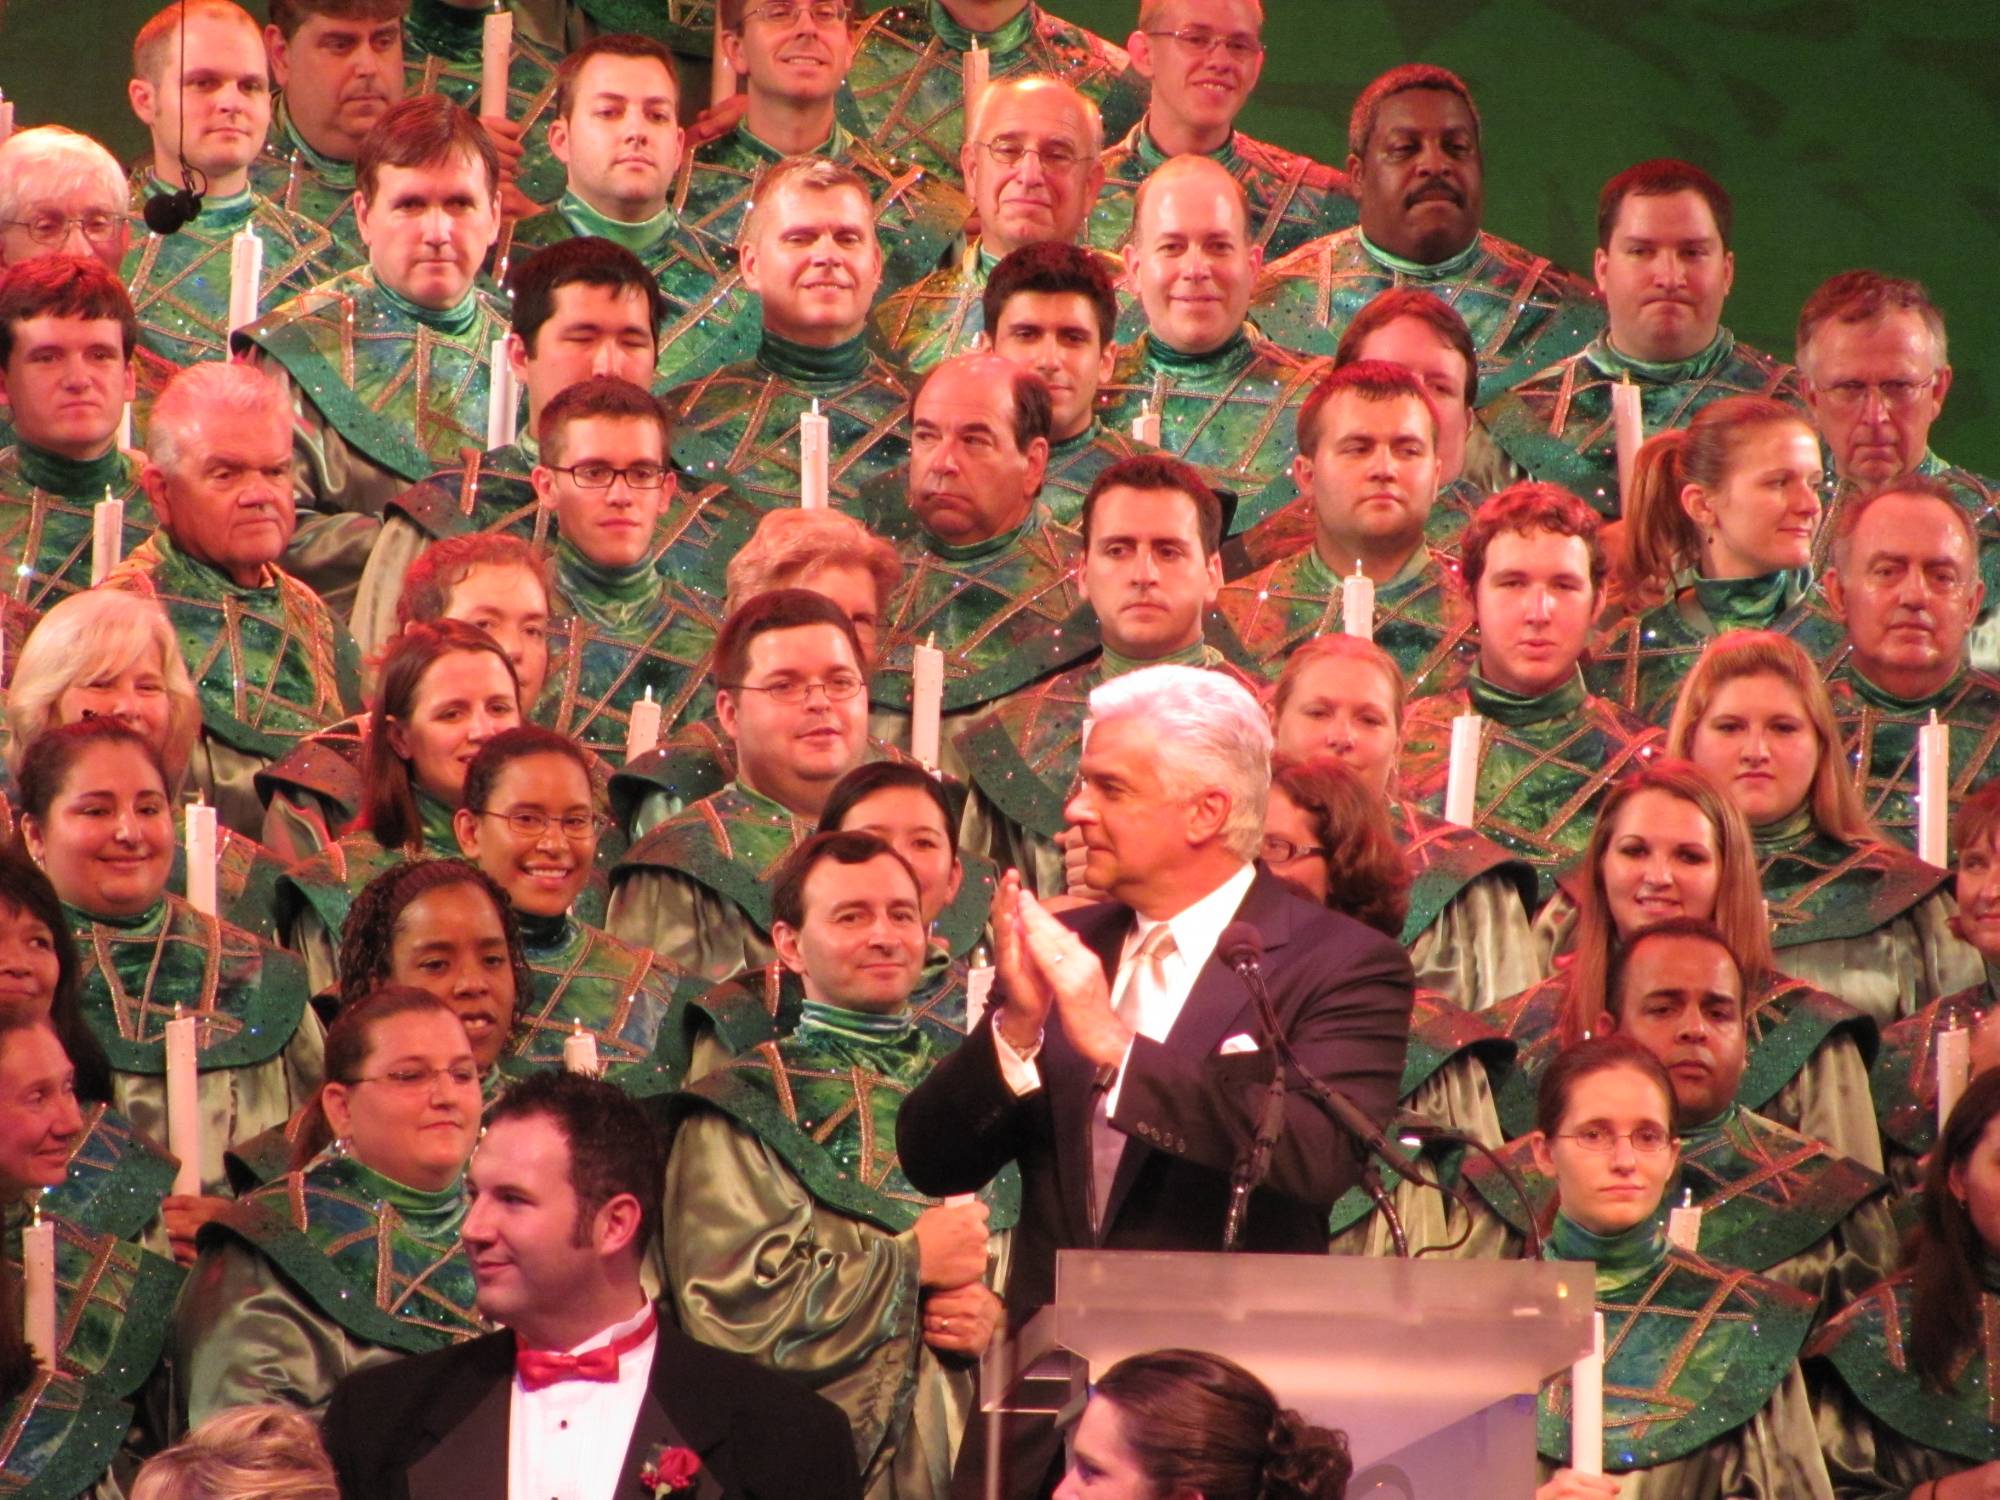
[150,182,253,234]
[927,0,1036,55]
[798,998,917,1047]
[16,442,125,499]
[738,118,851,163]
[328,1151,468,1236]
[1143,327,1257,381]
[405,0,485,63]
[1675,1100,1738,1150]
[1050,420,1108,462]
[555,535,664,625]
[1751,806,1816,857]
[557,191,676,256]
[1099,638,1212,677]
[1845,660,1968,715]
[1587,328,1737,387]
[1687,567,1807,633]
[757,329,870,388]
[63,899,167,937]
[413,791,461,855]
[1358,229,1483,280]
[1133,121,1241,175]
[1546,1210,1669,1293]
[275,98,355,187]
[1467,668,1588,727]
[148,529,279,603]
[374,276,483,339]
[515,908,573,955]
[927,505,1040,563]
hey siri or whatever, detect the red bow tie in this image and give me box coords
[515,1307,658,1391]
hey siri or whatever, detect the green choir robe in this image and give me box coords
[248,98,366,274]
[870,240,1132,376]
[1399,671,1664,905]
[68,896,325,1197]
[1534,1216,1832,1497]
[839,0,1145,185]
[1211,540,1474,699]
[176,1151,485,1423]
[0,444,156,612]
[0,1369,133,1500]
[1249,228,1604,403]
[121,183,334,370]
[1829,663,2000,854]
[1221,474,1487,575]
[664,1001,1019,1497]
[1808,1272,2000,1498]
[46,1103,178,1247]
[572,0,707,51]
[1478,331,1803,517]
[1868,969,1998,1195]
[1391,800,1541,1014]
[403,0,566,208]
[1087,121,1356,261]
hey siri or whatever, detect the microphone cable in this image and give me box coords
[142,0,208,234]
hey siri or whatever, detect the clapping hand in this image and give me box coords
[1010,881,1133,1071]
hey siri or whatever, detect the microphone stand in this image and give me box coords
[1222,1054,1287,1251]
[1395,1118,1547,1261]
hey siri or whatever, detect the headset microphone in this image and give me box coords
[141,0,205,236]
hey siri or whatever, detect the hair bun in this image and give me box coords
[1260,1408,1353,1500]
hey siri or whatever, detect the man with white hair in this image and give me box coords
[900,663,1413,1498]
[106,359,361,836]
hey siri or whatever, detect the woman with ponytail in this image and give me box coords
[1592,397,1834,721]
[1055,1348,1353,1500]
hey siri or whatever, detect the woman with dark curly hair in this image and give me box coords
[1055,1348,1351,1500]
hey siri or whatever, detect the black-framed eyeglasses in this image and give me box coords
[353,1062,482,1091]
[1555,1124,1676,1155]
[1143,26,1265,60]
[717,672,866,706]
[974,140,1085,173]
[548,462,670,490]
[743,0,847,25]
[4,211,127,246]
[1259,835,1328,865]
[472,807,610,841]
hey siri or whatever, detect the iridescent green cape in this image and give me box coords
[1391,799,1538,952]
[46,1104,177,1244]
[249,99,365,273]
[0,445,156,611]
[1222,474,1485,573]
[1869,971,1997,1166]
[404,0,566,207]
[1758,820,1951,952]
[3,1205,182,1402]
[870,241,1131,376]
[0,1370,131,1500]
[1829,663,2000,854]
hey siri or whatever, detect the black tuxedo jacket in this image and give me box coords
[897,865,1415,1324]
[320,1305,861,1500]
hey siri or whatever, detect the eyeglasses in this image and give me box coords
[744,0,846,24]
[975,140,1085,173]
[4,211,127,246]
[718,671,866,706]
[548,462,670,490]
[1144,26,1265,60]
[1817,375,1939,412]
[472,807,610,841]
[354,1062,482,1091]
[1556,1124,1676,1155]
[1260,835,1327,865]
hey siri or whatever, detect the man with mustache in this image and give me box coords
[123,0,337,372]
[666,156,915,519]
[871,75,1120,375]
[1250,63,1602,404]
[253,0,407,272]
[104,360,362,838]
[1098,153,1327,505]
[842,0,1144,185]
[1823,478,2000,855]
[1479,160,1803,516]
[1089,0,1355,261]
[236,95,508,617]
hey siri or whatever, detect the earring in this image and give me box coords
[331,1135,351,1159]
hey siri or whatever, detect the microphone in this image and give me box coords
[1218,921,1264,977]
[143,181,204,235]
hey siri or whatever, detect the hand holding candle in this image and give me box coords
[799,399,830,509]
[910,634,945,770]
[480,7,514,119]
[165,1008,202,1196]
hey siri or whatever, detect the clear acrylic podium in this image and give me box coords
[981,1251,1592,1499]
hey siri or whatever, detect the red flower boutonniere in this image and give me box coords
[638,1445,702,1496]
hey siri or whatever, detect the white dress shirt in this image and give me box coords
[996,861,1258,1103]
[508,1302,660,1500]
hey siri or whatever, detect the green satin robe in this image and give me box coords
[1392,801,1541,1014]
[248,99,366,274]
[0,444,156,612]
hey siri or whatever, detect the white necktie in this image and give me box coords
[1093,925,1175,1232]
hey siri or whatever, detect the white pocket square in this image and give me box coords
[1219,1033,1260,1055]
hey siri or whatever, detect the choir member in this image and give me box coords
[401,0,566,210]
[0,128,133,273]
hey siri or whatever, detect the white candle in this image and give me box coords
[1666,1187,1703,1253]
[910,634,945,770]
[90,488,123,586]
[624,685,662,765]
[962,42,990,128]
[164,1010,201,1196]
[226,228,263,336]
[1443,712,1482,827]
[1130,402,1162,447]
[1938,1024,1972,1134]
[1341,563,1375,641]
[964,960,994,1033]
[116,402,133,452]
[799,399,830,510]
[1570,1310,1604,1477]
[563,1025,599,1076]
[1919,709,1950,868]
[480,7,513,119]
[184,802,218,918]
[484,338,519,452]
[22,1198,54,1368]
[1611,376,1643,510]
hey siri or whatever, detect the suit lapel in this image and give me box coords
[409,1335,516,1500]
[621,1319,742,1499]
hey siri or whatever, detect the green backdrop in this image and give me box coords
[6,0,1993,470]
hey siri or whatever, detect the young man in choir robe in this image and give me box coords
[664,830,1008,1499]
[666,156,913,518]
[841,0,1144,185]
[608,589,872,978]
[1824,478,2000,852]
[1478,160,1802,516]
[323,1069,861,1500]
[958,454,1248,898]
[123,0,336,372]
[1398,483,1661,904]
[1249,64,1601,403]
[1214,361,1473,698]
[0,258,156,618]
[870,76,1119,375]
[254,0,405,272]
[1797,270,2000,668]
[1089,0,1355,261]
[107,360,362,838]
[236,94,508,613]
[401,0,566,213]
[1098,153,1327,507]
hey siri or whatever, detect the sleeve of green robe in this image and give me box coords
[259,786,340,866]
[1409,873,1541,1013]
[285,907,342,1001]
[1530,890,1579,978]
[349,512,427,659]
[662,1110,924,1477]
[1763,1031,1885,1172]
[113,1045,319,1199]
[186,733,276,845]
[606,868,776,981]
[1810,1364,1965,1500]
[1782,903,1983,1033]
[955,784,1064,903]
